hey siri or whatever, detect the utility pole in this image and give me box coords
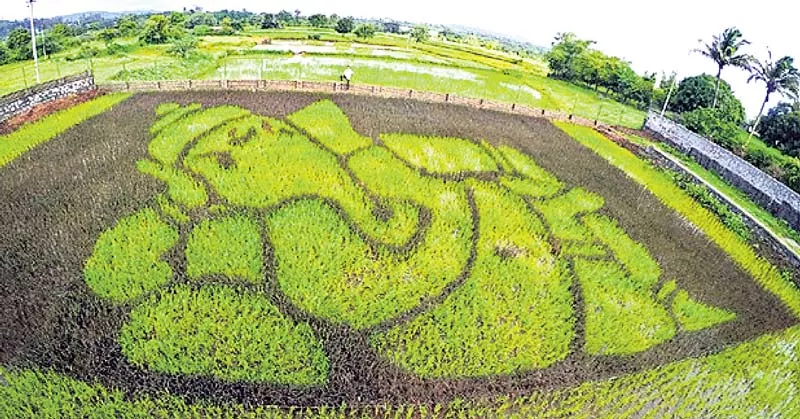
[27,0,41,84]
[661,74,677,117]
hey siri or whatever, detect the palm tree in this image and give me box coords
[746,51,800,142]
[694,27,751,108]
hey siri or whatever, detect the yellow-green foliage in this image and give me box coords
[555,122,800,318]
[0,93,130,168]
[583,214,660,284]
[498,145,562,190]
[186,216,263,282]
[372,181,574,377]
[150,103,201,134]
[656,279,678,302]
[267,146,473,329]
[119,285,328,385]
[574,259,676,355]
[137,159,208,208]
[183,113,420,247]
[672,290,736,331]
[83,208,178,302]
[156,193,189,223]
[148,105,249,166]
[381,133,498,173]
[534,188,604,241]
[286,99,372,155]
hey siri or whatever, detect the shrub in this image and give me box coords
[681,108,741,148]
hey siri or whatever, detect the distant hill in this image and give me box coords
[0,10,152,38]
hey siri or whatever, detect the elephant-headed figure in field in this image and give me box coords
[84,100,735,385]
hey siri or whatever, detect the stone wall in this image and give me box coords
[0,72,95,123]
[644,111,800,231]
[640,145,800,273]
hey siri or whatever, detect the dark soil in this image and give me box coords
[0,91,795,407]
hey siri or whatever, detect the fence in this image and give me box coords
[0,72,95,123]
[644,112,800,232]
[99,79,602,129]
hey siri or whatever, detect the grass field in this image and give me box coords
[1,91,797,416]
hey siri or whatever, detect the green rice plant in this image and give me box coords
[480,139,513,172]
[287,99,373,155]
[582,214,660,285]
[155,103,181,116]
[672,290,736,331]
[656,279,678,302]
[186,215,263,283]
[381,133,498,174]
[534,188,604,241]
[573,258,676,355]
[0,93,130,168]
[372,181,573,377]
[555,122,800,318]
[147,105,249,166]
[182,113,420,247]
[156,193,190,223]
[499,145,563,189]
[149,103,202,134]
[136,159,208,208]
[83,208,178,302]
[118,285,328,385]
[267,146,472,329]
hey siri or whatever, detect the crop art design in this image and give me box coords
[83,100,736,385]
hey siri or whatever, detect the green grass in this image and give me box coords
[83,208,178,302]
[186,215,263,282]
[0,93,130,168]
[373,181,574,377]
[557,123,800,318]
[119,285,328,385]
[136,159,208,208]
[382,133,498,173]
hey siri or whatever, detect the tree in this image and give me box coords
[411,25,429,42]
[0,42,9,65]
[116,16,138,38]
[746,51,800,139]
[308,14,328,28]
[545,32,594,80]
[670,74,745,125]
[140,15,174,44]
[277,10,294,25]
[6,28,32,61]
[169,12,187,28]
[98,28,119,46]
[219,17,236,35]
[260,13,279,29]
[167,35,198,59]
[694,27,751,108]
[759,102,800,156]
[382,22,400,34]
[354,24,377,39]
[335,17,354,34]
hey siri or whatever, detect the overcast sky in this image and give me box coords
[3,0,798,117]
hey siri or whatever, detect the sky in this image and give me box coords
[2,0,798,118]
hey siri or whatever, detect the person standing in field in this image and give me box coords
[340,66,354,90]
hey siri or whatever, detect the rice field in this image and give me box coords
[1,91,797,417]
